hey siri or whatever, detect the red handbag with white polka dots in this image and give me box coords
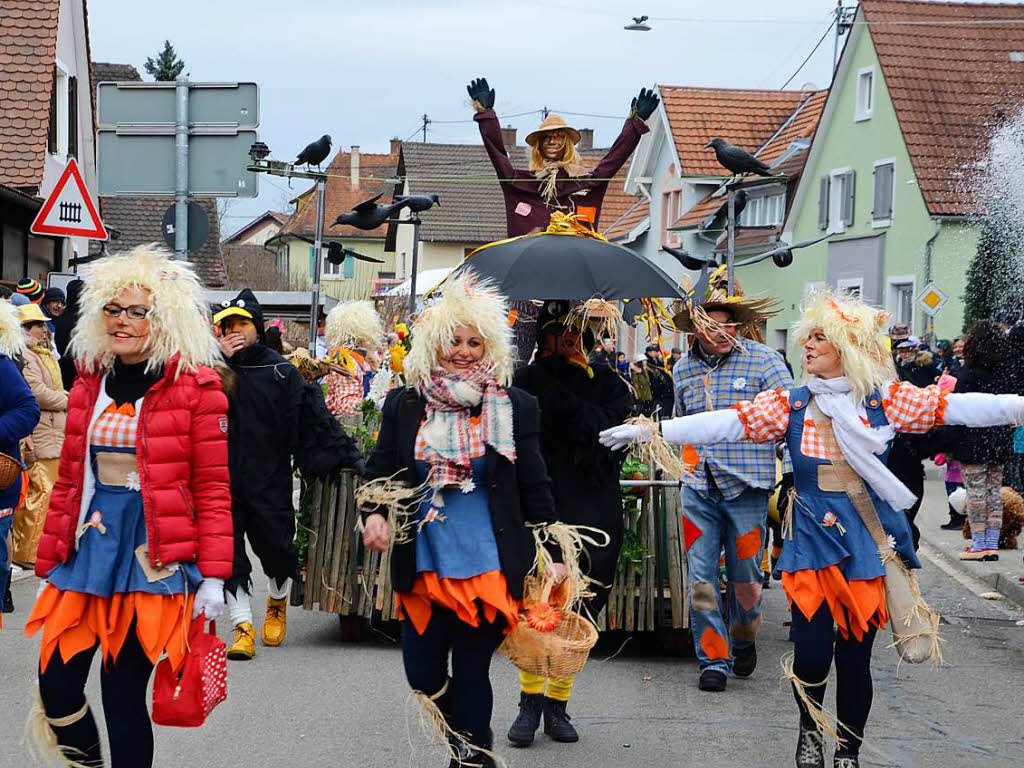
[152,616,228,727]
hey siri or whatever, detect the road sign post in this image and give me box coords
[175,76,189,260]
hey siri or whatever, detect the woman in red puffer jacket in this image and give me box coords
[26,246,232,768]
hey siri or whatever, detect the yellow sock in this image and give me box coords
[519,670,545,695]
[545,676,574,702]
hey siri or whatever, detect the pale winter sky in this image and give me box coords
[87,0,868,236]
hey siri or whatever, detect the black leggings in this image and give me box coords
[791,604,877,757]
[401,605,505,748]
[38,625,155,768]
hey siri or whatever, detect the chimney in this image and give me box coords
[390,137,402,155]
[500,125,517,147]
[577,128,594,150]
[350,146,359,186]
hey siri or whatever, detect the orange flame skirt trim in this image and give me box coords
[26,584,194,673]
[395,570,520,636]
[782,566,888,641]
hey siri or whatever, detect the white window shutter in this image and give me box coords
[842,170,856,226]
[818,176,829,230]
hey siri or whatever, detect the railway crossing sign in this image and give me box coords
[30,157,108,240]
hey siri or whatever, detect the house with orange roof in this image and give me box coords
[621,85,827,283]
[745,0,1024,347]
[270,145,399,302]
[1,0,97,283]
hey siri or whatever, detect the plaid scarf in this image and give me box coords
[420,363,515,506]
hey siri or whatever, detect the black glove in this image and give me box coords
[630,87,660,121]
[467,77,495,111]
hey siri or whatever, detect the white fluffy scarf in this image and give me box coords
[807,376,917,510]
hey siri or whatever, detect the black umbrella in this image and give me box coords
[451,234,685,301]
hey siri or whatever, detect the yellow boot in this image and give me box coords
[261,596,287,646]
[227,622,256,660]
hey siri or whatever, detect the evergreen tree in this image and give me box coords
[963,216,1014,331]
[144,41,185,81]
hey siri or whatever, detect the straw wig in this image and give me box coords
[403,274,513,391]
[0,299,26,358]
[325,300,384,351]
[70,244,222,375]
[792,290,896,403]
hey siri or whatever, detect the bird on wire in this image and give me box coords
[332,192,407,231]
[705,138,772,178]
[394,193,440,213]
[295,135,332,171]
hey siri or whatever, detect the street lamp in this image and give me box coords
[624,15,651,31]
[248,141,270,163]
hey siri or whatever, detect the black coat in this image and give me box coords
[363,385,558,600]
[952,364,1014,465]
[513,357,632,606]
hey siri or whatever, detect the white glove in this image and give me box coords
[193,577,225,620]
[598,422,655,451]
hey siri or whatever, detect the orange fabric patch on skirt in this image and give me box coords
[782,566,888,641]
[26,584,194,673]
[734,527,762,561]
[699,626,729,660]
[395,570,520,636]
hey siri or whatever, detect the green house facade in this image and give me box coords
[746,0,1024,353]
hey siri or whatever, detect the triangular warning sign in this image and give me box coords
[30,157,107,240]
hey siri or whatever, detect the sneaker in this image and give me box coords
[227,621,257,660]
[261,596,287,646]
[795,724,824,768]
[834,756,860,768]
[732,643,757,678]
[507,692,543,747]
[958,548,998,562]
[542,698,578,743]
[698,669,727,692]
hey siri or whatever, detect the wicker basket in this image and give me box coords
[499,610,598,679]
[0,451,22,491]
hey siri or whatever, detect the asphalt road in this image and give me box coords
[2,475,1023,768]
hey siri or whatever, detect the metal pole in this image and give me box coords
[726,187,736,294]
[833,0,841,75]
[174,76,189,260]
[308,178,326,352]
[407,219,420,315]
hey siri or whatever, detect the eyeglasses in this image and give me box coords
[102,303,151,320]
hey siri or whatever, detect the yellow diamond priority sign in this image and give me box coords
[916,283,949,317]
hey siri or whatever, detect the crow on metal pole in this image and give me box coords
[705,137,772,177]
[295,135,332,171]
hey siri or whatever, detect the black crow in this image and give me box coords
[394,193,440,213]
[295,135,332,170]
[662,245,714,271]
[332,192,407,230]
[705,138,772,177]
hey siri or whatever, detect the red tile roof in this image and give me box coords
[659,86,814,177]
[862,0,1024,215]
[280,150,398,239]
[0,1,59,192]
[600,164,647,240]
[603,197,649,241]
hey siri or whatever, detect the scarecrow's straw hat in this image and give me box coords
[525,114,582,148]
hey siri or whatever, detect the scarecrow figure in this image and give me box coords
[322,300,385,424]
[467,77,658,237]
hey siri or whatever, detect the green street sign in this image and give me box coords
[97,82,259,128]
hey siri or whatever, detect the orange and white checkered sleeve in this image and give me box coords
[883,381,947,433]
[732,389,790,443]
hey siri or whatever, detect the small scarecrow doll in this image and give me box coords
[601,290,1024,768]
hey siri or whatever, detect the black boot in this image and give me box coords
[507,692,543,747]
[795,723,824,768]
[732,643,757,678]
[542,697,578,743]
[940,512,966,530]
[833,756,859,768]
[447,740,495,768]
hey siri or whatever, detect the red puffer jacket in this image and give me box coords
[36,356,233,580]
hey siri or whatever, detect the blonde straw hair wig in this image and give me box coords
[70,244,221,375]
[403,273,513,391]
[792,290,896,403]
[325,300,384,351]
[0,299,26,359]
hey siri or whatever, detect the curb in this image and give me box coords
[920,534,1024,611]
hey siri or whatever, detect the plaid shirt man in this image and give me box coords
[672,339,793,500]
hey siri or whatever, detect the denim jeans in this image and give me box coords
[0,512,12,597]
[682,486,768,674]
